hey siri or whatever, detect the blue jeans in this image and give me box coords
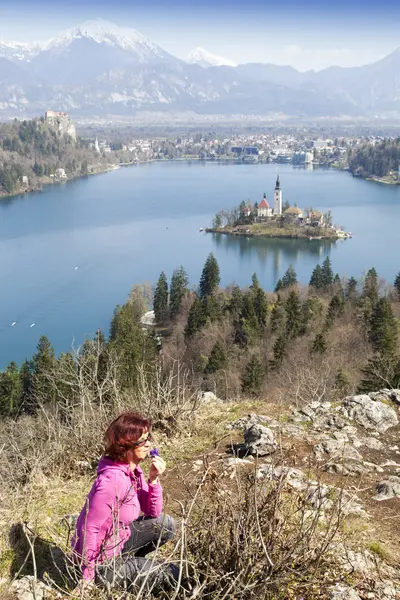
[97,514,178,593]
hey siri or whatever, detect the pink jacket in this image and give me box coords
[72,456,163,581]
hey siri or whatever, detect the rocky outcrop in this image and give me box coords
[342,394,398,433]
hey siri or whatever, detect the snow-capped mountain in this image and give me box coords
[187,47,237,68]
[0,40,44,62]
[1,18,400,119]
[42,18,169,60]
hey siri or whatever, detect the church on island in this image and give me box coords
[257,175,282,218]
[241,175,325,227]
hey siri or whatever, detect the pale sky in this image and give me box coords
[1,0,400,71]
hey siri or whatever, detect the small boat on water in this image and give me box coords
[199,227,204,232]
[11,321,16,327]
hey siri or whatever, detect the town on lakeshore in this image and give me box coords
[206,176,351,240]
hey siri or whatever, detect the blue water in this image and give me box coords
[0,161,399,368]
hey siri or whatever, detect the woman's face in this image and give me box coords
[129,430,152,463]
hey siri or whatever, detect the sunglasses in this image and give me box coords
[132,432,153,448]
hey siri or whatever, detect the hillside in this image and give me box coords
[0,116,116,197]
[1,256,400,599]
[349,138,400,182]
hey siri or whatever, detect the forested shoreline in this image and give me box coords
[1,254,400,418]
[348,137,400,181]
[0,117,115,198]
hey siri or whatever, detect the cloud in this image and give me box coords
[284,44,303,56]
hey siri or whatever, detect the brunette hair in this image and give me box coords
[104,412,152,462]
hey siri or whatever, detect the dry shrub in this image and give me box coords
[0,347,199,489]
[182,465,349,599]
[3,464,353,600]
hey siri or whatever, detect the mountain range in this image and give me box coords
[1,18,400,120]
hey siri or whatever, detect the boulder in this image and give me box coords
[10,576,47,600]
[369,389,400,406]
[314,439,363,462]
[342,395,398,433]
[257,465,308,491]
[229,413,278,430]
[328,585,362,600]
[243,424,277,457]
[375,476,400,501]
[198,391,223,405]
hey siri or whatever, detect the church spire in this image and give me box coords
[275,175,280,190]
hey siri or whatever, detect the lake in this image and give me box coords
[1,161,400,368]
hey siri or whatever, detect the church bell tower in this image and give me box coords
[274,175,282,216]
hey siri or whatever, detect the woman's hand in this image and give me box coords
[149,455,166,484]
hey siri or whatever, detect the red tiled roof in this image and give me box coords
[259,198,270,208]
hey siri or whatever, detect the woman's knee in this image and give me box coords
[155,514,177,540]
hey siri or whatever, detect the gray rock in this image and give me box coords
[198,391,223,405]
[10,576,47,600]
[243,424,277,456]
[362,437,384,450]
[257,465,308,490]
[328,584,362,600]
[375,476,400,501]
[369,389,400,406]
[343,394,398,433]
[326,461,369,476]
[229,413,278,430]
[314,439,363,461]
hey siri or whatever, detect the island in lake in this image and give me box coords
[206,176,351,240]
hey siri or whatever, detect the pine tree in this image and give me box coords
[270,296,286,333]
[345,276,358,301]
[153,271,169,322]
[31,335,56,405]
[362,268,379,306]
[285,291,302,339]
[335,369,351,396]
[199,253,220,298]
[253,286,268,328]
[311,333,327,354]
[185,296,206,337]
[250,273,260,290]
[242,355,263,394]
[309,264,324,289]
[271,334,287,369]
[205,341,227,374]
[369,297,398,356]
[169,266,189,318]
[229,286,243,318]
[321,256,334,288]
[359,298,399,393]
[324,294,344,330]
[0,362,22,417]
[274,278,284,293]
[109,301,156,389]
[394,272,400,299]
[282,265,297,288]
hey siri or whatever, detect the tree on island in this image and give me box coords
[153,272,169,322]
[212,212,223,229]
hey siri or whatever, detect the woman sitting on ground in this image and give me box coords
[72,412,177,594]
